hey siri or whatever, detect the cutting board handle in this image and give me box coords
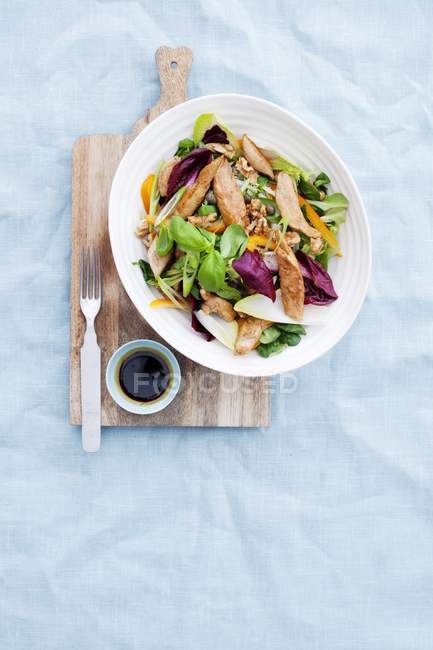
[128,46,193,142]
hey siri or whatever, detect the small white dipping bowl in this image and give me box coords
[106,339,181,415]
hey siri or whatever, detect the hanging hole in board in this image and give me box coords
[170,61,177,69]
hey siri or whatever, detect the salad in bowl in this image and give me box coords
[134,112,349,358]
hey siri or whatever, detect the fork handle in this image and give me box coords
[80,323,101,452]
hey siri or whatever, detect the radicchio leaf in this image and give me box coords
[188,296,214,341]
[202,124,229,145]
[167,148,212,198]
[295,250,338,305]
[232,250,276,302]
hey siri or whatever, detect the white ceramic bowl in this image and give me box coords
[109,94,371,376]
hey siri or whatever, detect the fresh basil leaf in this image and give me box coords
[298,177,321,201]
[175,138,195,157]
[169,215,211,252]
[198,228,216,247]
[182,251,200,297]
[259,326,281,344]
[198,249,226,292]
[275,323,306,335]
[156,224,174,256]
[219,224,248,259]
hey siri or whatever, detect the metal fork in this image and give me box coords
[80,247,102,452]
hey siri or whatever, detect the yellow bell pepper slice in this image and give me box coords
[298,196,342,255]
[246,235,277,252]
[140,174,155,214]
[149,298,179,309]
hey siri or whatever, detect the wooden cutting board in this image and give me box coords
[69,46,271,427]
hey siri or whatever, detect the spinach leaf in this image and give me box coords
[257,340,288,358]
[314,172,331,192]
[175,138,195,157]
[137,259,156,285]
[298,177,321,201]
[156,223,174,256]
[275,323,306,335]
[278,332,301,346]
[169,215,212,253]
[219,224,248,259]
[198,250,226,292]
[259,326,281,344]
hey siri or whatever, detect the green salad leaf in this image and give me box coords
[193,113,240,152]
[182,251,200,297]
[219,224,248,259]
[308,192,348,212]
[275,323,306,335]
[156,223,174,256]
[271,156,311,182]
[308,193,349,226]
[313,171,331,192]
[175,138,195,157]
[137,259,156,284]
[257,340,288,358]
[257,322,306,357]
[259,326,281,344]
[193,113,216,145]
[279,332,301,346]
[169,215,212,253]
[198,249,226,292]
[298,177,321,201]
[197,204,218,216]
[216,283,242,302]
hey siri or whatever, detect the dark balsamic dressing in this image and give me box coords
[118,351,170,403]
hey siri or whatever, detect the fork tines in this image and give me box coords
[80,246,101,302]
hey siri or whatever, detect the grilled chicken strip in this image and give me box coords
[147,237,172,277]
[158,156,180,197]
[234,316,270,355]
[242,134,274,179]
[200,289,235,321]
[276,172,321,239]
[275,243,304,321]
[213,158,246,226]
[176,157,223,218]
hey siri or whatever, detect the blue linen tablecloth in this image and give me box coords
[1,1,432,648]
